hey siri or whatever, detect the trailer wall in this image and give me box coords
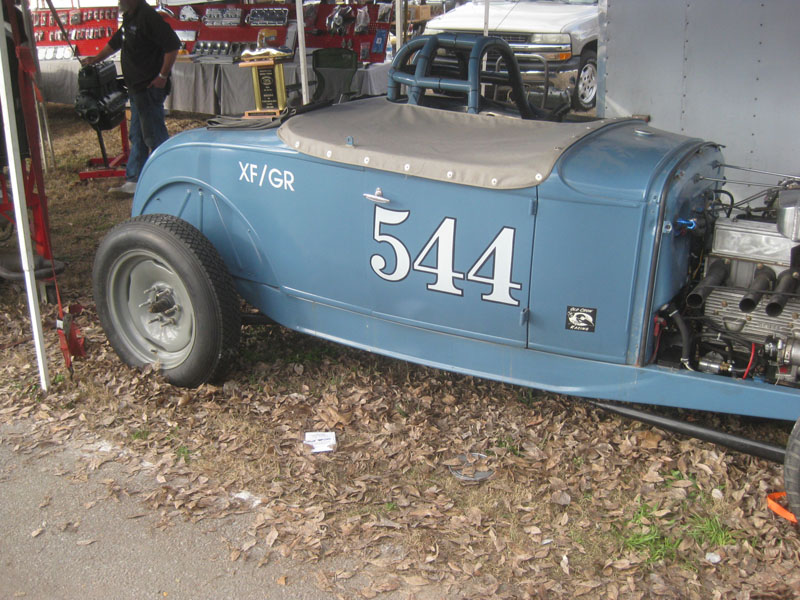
[599,0,800,197]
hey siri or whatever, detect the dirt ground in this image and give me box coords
[1,104,800,599]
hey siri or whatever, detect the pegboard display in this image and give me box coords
[33,7,118,59]
[304,2,393,63]
[31,1,395,63]
[161,3,296,57]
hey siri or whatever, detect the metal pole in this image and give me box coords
[0,12,50,392]
[481,0,490,97]
[395,0,404,54]
[295,0,309,104]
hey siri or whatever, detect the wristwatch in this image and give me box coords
[157,72,169,80]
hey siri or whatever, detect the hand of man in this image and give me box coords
[79,56,96,67]
[148,74,168,89]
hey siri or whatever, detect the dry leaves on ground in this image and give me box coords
[1,105,799,599]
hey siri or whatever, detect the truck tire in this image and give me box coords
[93,214,240,388]
[572,49,597,111]
[784,416,800,517]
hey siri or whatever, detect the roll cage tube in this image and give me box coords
[387,33,537,119]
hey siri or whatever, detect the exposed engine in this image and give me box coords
[657,172,800,386]
[74,61,127,131]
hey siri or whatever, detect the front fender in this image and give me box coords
[133,176,278,288]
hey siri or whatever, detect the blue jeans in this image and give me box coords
[126,86,169,182]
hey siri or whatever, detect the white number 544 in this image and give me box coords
[370,206,522,306]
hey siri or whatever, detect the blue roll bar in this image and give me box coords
[387,33,536,119]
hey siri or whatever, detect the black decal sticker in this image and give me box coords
[566,306,596,332]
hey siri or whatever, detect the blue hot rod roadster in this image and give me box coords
[93,35,800,514]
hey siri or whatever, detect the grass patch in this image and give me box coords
[517,388,538,407]
[620,501,680,564]
[131,428,151,440]
[176,445,191,463]
[494,435,523,456]
[687,515,734,547]
[664,469,701,498]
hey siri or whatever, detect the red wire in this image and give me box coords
[742,343,756,379]
[649,317,663,364]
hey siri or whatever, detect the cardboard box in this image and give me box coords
[409,5,432,22]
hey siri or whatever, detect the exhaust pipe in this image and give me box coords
[739,266,776,313]
[687,259,730,309]
[765,270,800,317]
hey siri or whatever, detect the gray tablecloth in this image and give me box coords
[38,59,81,105]
[218,59,391,115]
[38,57,392,117]
[168,62,218,114]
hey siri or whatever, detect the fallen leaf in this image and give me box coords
[560,554,570,576]
[241,538,257,552]
[639,431,662,449]
[264,527,279,547]
[671,479,694,488]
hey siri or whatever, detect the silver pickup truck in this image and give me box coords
[423,0,598,110]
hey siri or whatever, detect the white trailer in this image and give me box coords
[598,0,800,198]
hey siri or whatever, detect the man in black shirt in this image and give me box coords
[81,0,180,194]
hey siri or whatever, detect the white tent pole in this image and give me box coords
[481,0,490,97]
[0,24,51,393]
[395,0,404,53]
[294,0,309,104]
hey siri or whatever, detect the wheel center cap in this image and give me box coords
[141,286,181,325]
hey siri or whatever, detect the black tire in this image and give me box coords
[784,417,800,517]
[572,49,597,111]
[93,214,240,388]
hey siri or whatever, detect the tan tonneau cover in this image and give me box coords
[277,97,614,189]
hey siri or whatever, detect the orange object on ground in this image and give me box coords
[767,492,798,524]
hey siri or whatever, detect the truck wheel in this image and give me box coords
[784,417,800,517]
[572,49,597,111]
[93,214,240,388]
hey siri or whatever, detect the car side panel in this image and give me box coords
[362,171,535,346]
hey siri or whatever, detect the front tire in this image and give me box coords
[572,49,597,111]
[93,214,240,387]
[784,417,800,517]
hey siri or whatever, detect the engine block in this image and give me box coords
[702,218,800,346]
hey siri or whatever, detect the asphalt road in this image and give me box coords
[0,421,432,600]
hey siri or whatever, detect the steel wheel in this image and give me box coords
[107,248,196,370]
[94,214,240,387]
